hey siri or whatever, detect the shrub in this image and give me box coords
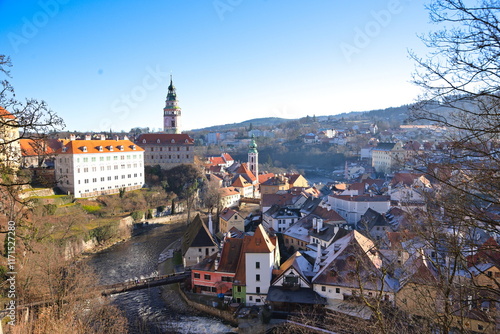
[131,211,144,222]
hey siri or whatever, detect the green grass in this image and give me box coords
[81,205,101,213]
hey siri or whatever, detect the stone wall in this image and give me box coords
[178,289,238,326]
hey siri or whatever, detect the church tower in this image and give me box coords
[248,135,258,180]
[163,76,182,134]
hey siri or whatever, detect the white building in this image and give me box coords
[327,194,391,225]
[244,225,280,305]
[55,135,145,198]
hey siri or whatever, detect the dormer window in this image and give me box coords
[82,146,87,152]
[185,139,188,143]
[157,139,161,143]
[62,147,67,153]
[118,145,124,151]
[98,146,103,152]
[142,139,146,144]
[109,146,114,151]
[130,145,136,150]
[171,139,175,143]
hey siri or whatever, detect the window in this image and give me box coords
[256,274,260,281]
[249,296,253,301]
[256,298,261,303]
[321,286,326,292]
[336,288,340,293]
[194,273,200,279]
[204,274,211,280]
[256,287,260,293]
[256,262,260,269]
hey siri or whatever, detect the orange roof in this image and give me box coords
[231,175,252,188]
[0,106,15,119]
[218,187,240,197]
[208,156,226,166]
[56,139,144,154]
[244,224,275,253]
[258,173,274,184]
[222,153,233,162]
[20,139,58,156]
[235,163,256,182]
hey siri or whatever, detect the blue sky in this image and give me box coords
[0,0,432,132]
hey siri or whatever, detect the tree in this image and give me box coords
[410,0,500,233]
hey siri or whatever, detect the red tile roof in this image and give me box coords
[20,139,59,156]
[244,224,275,253]
[217,238,244,273]
[258,173,274,184]
[218,187,240,197]
[220,207,238,221]
[231,175,252,188]
[0,106,15,119]
[235,163,256,182]
[56,139,144,154]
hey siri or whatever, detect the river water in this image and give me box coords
[86,224,236,334]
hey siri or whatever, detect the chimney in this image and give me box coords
[312,217,317,229]
[69,134,76,141]
[208,213,213,235]
[313,244,321,273]
[123,135,129,140]
[317,219,323,233]
[85,134,91,140]
[100,134,106,140]
[115,135,119,141]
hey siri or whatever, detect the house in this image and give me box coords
[283,205,348,251]
[191,237,243,296]
[0,107,21,169]
[218,187,240,208]
[181,214,218,267]
[136,133,194,170]
[267,251,327,312]
[219,207,245,234]
[327,193,391,225]
[231,175,254,198]
[19,138,60,168]
[371,141,405,173]
[54,135,145,198]
[388,172,432,210]
[312,231,397,314]
[260,173,309,195]
[261,191,308,213]
[357,208,397,241]
[262,205,301,233]
[232,225,280,305]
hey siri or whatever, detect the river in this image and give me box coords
[86,223,236,334]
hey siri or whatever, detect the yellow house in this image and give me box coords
[219,207,245,234]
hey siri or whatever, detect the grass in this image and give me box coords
[81,205,101,213]
[173,251,183,266]
[30,194,67,199]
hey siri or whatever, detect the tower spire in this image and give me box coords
[163,75,181,134]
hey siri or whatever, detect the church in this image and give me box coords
[136,76,195,170]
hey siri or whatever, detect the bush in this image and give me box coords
[131,211,144,222]
[89,224,118,244]
[44,204,58,216]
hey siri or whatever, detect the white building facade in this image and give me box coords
[55,136,145,198]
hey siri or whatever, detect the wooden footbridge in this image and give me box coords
[0,271,191,316]
[100,271,190,296]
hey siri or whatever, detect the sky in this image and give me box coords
[0,0,434,132]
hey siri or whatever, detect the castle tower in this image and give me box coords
[163,76,182,134]
[248,135,258,180]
